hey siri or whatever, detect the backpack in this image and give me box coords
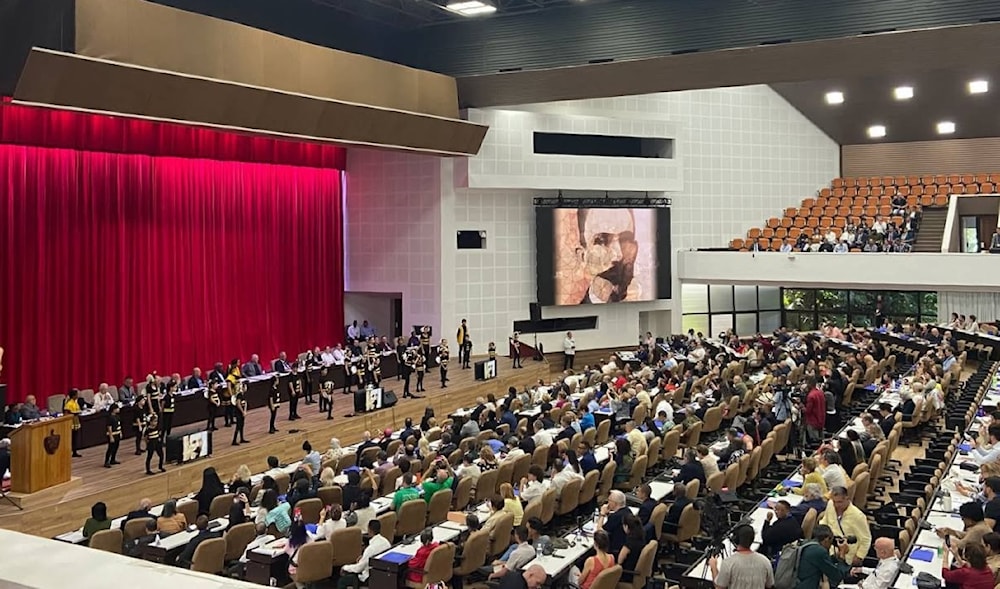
[773,540,816,589]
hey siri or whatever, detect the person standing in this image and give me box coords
[231,383,248,446]
[160,376,177,435]
[710,524,775,589]
[438,339,450,388]
[415,350,427,393]
[419,326,432,365]
[805,378,826,445]
[457,319,472,369]
[63,389,83,458]
[267,375,281,434]
[132,385,148,455]
[563,331,576,371]
[489,341,497,361]
[205,381,221,431]
[395,337,407,381]
[144,414,165,475]
[511,332,523,368]
[402,348,415,398]
[288,364,302,421]
[320,378,334,421]
[104,404,122,468]
[224,358,241,427]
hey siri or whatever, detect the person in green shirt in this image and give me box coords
[796,524,852,589]
[393,472,423,511]
[421,458,454,503]
[83,501,112,539]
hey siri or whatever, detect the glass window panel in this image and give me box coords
[886,292,919,316]
[850,314,873,328]
[734,286,758,312]
[921,314,938,325]
[710,313,734,337]
[783,289,816,311]
[817,290,848,311]
[759,311,782,333]
[682,313,710,337]
[921,292,938,318]
[758,287,781,310]
[849,290,876,312]
[681,283,709,314]
[710,285,735,313]
[785,311,816,331]
[735,312,758,336]
[818,313,848,328]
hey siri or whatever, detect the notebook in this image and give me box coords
[380,551,413,565]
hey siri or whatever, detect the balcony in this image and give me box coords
[677,250,1000,291]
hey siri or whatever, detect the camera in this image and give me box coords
[835,535,858,545]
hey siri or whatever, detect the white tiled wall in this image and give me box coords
[345,149,442,335]
[348,85,839,353]
[460,109,683,192]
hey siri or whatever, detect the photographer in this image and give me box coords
[796,524,851,589]
[710,524,774,589]
[820,486,871,566]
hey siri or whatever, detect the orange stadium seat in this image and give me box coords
[837,207,850,217]
[879,205,891,216]
[807,217,819,228]
[858,186,870,197]
[775,227,787,238]
[770,238,782,250]
[881,186,894,196]
[845,187,858,197]
[937,185,950,195]
[819,217,832,228]
[967,183,979,193]
[781,217,792,228]
[949,174,960,184]
[789,227,801,239]
[850,206,863,216]
[762,227,774,238]
[962,174,975,184]
[920,194,933,206]
[907,176,920,186]
[911,185,924,196]
[730,238,744,250]
[977,174,990,184]
[898,185,910,196]
[757,237,770,250]
[983,183,995,193]
[801,197,815,209]
[991,174,1000,184]
[952,184,965,194]
[878,196,890,206]
[845,177,857,187]
[827,196,840,207]
[883,176,895,186]
[815,197,828,208]
[934,174,947,185]
[834,217,846,228]
[933,194,948,206]
[868,177,881,187]
[767,217,780,228]
[921,175,934,185]
[894,176,906,186]
[793,217,806,228]
[906,195,918,207]
[819,188,831,198]
[784,207,797,217]
[832,187,845,198]
[832,178,844,188]
[748,227,761,239]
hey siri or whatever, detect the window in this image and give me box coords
[681,285,785,337]
[780,288,938,329]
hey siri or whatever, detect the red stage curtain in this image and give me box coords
[0,144,344,404]
[0,99,346,169]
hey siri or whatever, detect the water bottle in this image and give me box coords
[942,494,953,512]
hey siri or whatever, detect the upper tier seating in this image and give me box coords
[730,173,1000,252]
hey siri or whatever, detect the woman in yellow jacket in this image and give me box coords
[789,456,828,496]
[63,389,84,458]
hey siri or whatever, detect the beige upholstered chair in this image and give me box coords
[190,537,226,574]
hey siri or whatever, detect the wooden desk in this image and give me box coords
[9,414,72,493]
[246,542,290,586]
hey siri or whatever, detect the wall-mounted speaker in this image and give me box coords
[529,302,542,322]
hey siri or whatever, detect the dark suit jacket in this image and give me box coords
[678,461,706,487]
[638,498,658,525]
[880,414,896,437]
[355,440,379,461]
[186,377,204,390]
[604,507,629,554]
[177,529,222,567]
[760,515,803,557]
[242,362,264,377]
[208,369,226,384]
[663,496,691,535]
[0,449,10,481]
[120,509,152,530]
[273,359,291,374]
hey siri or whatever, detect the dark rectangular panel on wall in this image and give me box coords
[401,0,999,76]
[842,138,1000,177]
[0,0,75,96]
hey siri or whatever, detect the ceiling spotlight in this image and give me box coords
[446,0,497,15]
[893,86,914,100]
[969,80,989,94]
[937,121,956,134]
[825,91,845,105]
[867,125,887,139]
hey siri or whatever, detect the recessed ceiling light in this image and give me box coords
[969,80,989,94]
[867,125,887,139]
[893,86,914,100]
[825,91,845,105]
[937,121,956,134]
[446,0,497,15]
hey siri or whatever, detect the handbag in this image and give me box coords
[344,510,359,527]
[915,571,941,589]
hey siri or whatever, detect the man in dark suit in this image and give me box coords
[208,362,226,385]
[120,498,153,529]
[186,367,205,390]
[636,483,657,525]
[759,499,803,558]
[597,490,630,554]
[355,431,380,464]
[878,403,896,437]
[273,352,291,374]
[177,515,222,568]
[242,354,264,378]
[398,418,419,444]
[662,482,692,535]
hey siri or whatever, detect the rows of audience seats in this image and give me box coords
[730,172,1000,252]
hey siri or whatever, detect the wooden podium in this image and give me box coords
[9,415,73,494]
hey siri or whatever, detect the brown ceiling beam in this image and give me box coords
[456,23,1000,108]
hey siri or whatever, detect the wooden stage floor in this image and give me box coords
[0,357,551,538]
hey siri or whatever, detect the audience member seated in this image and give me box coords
[120,498,153,529]
[617,514,646,583]
[194,467,225,516]
[343,469,377,530]
[406,528,440,584]
[338,519,390,589]
[577,530,615,589]
[820,486,872,566]
[489,525,536,580]
[596,490,629,554]
[318,504,346,539]
[500,482,524,525]
[285,521,312,587]
[177,514,222,568]
[519,465,548,503]
[156,499,188,535]
[759,499,802,558]
[258,490,291,535]
[678,448,706,487]
[663,483,692,536]
[83,501,112,539]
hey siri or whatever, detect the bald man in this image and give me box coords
[497,564,547,589]
[851,537,899,589]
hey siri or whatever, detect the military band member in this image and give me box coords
[415,350,427,393]
[232,383,249,446]
[224,358,241,427]
[488,341,497,361]
[303,351,317,404]
[438,339,450,388]
[395,337,407,381]
[205,381,221,431]
[402,348,416,398]
[419,326,432,366]
[365,343,381,387]
[267,375,281,434]
[510,332,523,368]
[457,319,472,369]
[160,374,179,435]
[104,404,122,468]
[320,377,335,421]
[288,363,303,421]
[146,374,162,419]
[144,414,165,475]
[133,384,149,455]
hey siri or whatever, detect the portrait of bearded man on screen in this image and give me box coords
[553,208,653,305]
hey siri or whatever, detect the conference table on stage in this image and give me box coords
[4,353,405,450]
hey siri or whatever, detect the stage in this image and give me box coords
[0,356,549,539]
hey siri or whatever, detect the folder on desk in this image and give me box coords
[958,443,972,452]
[781,479,802,488]
[380,552,413,565]
[910,548,936,562]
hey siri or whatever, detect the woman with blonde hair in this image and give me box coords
[321,438,343,463]
[479,446,499,470]
[500,482,524,525]
[319,466,337,488]
[790,456,828,496]
[230,464,253,491]
[417,436,432,460]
